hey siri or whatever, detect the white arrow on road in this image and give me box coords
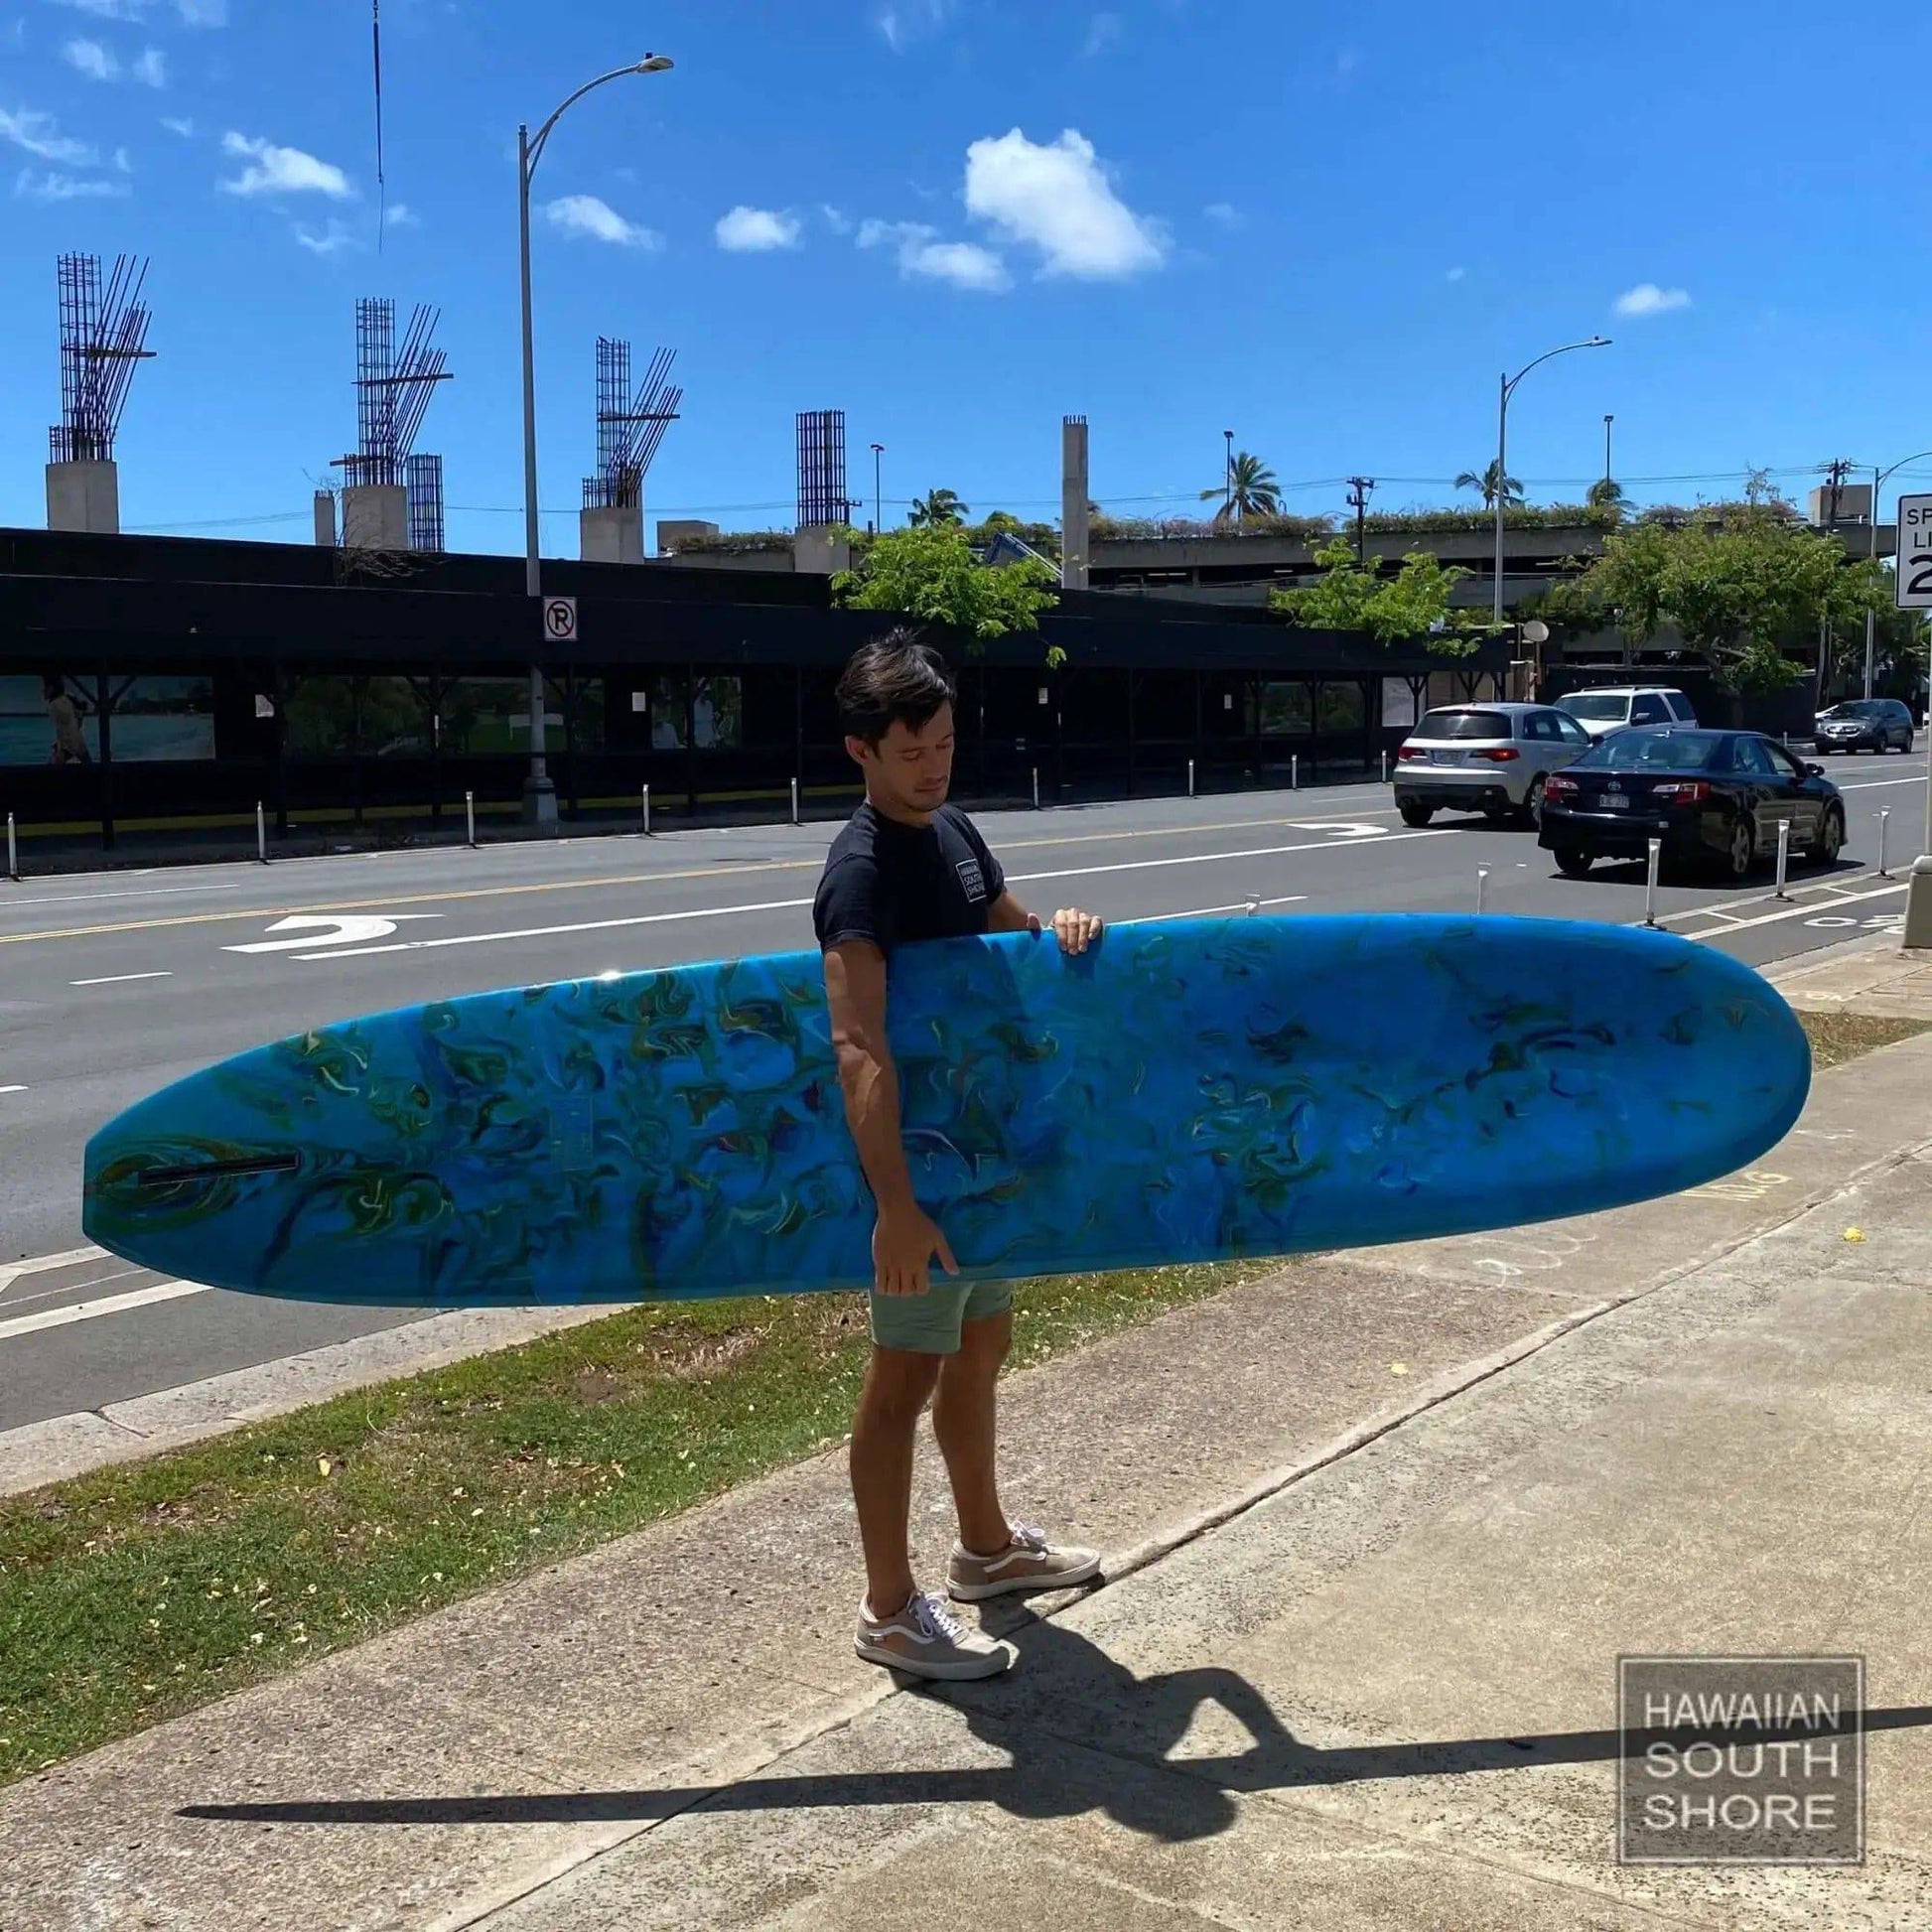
[224,913,442,955]
[1296,822,1388,839]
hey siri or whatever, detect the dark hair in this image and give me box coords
[836,630,957,743]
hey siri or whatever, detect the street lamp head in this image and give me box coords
[1588,335,1610,346]
[635,53,674,72]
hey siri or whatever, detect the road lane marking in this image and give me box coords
[225,913,441,955]
[4,882,243,908]
[0,1084,26,1095]
[1120,895,1309,924]
[0,1245,108,1293]
[0,1277,211,1345]
[0,808,1403,948]
[1670,880,1907,939]
[69,970,174,987]
[293,829,1452,961]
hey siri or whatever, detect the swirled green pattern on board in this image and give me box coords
[82,914,1811,1308]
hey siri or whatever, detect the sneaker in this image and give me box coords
[947,1522,1101,1602]
[854,1588,1017,1681]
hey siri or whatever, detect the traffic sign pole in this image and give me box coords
[1901,496,1932,946]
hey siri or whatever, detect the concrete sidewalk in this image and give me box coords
[3,950,1929,1929]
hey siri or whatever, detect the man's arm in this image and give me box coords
[822,939,957,1298]
[988,891,1103,954]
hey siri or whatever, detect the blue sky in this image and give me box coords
[1,0,1925,554]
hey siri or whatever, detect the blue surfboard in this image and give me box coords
[81,915,1810,1308]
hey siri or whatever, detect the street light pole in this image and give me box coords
[1602,413,1613,484]
[1491,337,1611,627]
[1223,428,1233,521]
[1863,452,1932,699]
[870,442,884,534]
[517,54,674,826]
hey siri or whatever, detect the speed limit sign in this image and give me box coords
[1895,495,1932,609]
[542,595,579,640]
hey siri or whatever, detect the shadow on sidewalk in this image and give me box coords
[180,1617,1931,1846]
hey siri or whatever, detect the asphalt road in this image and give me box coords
[3,753,1927,1435]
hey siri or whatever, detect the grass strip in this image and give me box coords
[1,1009,1915,1785]
[0,1258,1273,1785]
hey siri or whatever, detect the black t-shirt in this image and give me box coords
[813,802,1006,953]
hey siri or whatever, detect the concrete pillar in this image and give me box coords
[341,483,407,549]
[46,459,120,534]
[792,525,851,576]
[313,489,337,547]
[581,503,645,565]
[1060,416,1090,590]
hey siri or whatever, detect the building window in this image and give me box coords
[1,673,96,765]
[1257,681,1312,737]
[1318,682,1364,733]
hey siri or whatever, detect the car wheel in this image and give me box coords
[1397,800,1435,827]
[1723,816,1755,882]
[1553,846,1592,878]
[1518,774,1548,829]
[1808,806,1845,867]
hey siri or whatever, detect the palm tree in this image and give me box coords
[1586,477,1627,514]
[1199,451,1282,523]
[908,487,967,527]
[1454,460,1524,506]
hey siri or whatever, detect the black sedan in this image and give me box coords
[1813,698,1915,754]
[1538,728,1845,882]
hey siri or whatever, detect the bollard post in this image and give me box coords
[256,801,268,865]
[466,789,477,849]
[5,812,17,883]
[1475,865,1490,914]
[1877,808,1891,878]
[1033,766,1039,810]
[1775,818,1792,899]
[1292,754,1299,790]
[1187,758,1195,799]
[640,784,650,838]
[1644,837,1661,927]
[790,776,800,827]
[1380,750,1389,783]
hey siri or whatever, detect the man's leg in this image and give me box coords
[849,1342,942,1617]
[931,1308,1013,1556]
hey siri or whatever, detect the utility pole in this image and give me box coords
[1602,414,1613,483]
[1344,476,1375,565]
[870,441,884,535]
[1818,457,1858,703]
[1222,428,1234,520]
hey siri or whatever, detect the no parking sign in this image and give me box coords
[542,595,579,641]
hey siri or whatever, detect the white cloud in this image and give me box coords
[859,217,1009,292]
[161,114,194,136]
[134,47,166,86]
[63,37,118,80]
[0,105,96,166]
[1446,265,1465,282]
[1613,281,1691,318]
[295,217,358,257]
[46,0,145,19]
[876,0,953,52]
[1203,201,1242,230]
[1082,11,1121,56]
[174,0,225,23]
[543,193,659,248]
[112,143,131,171]
[715,204,801,252]
[219,131,352,199]
[15,166,130,200]
[963,127,1165,279]
[820,202,852,235]
[384,201,417,226]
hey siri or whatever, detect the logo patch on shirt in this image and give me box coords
[955,857,987,902]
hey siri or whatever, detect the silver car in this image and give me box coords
[1393,702,1594,827]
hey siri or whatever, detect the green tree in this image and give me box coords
[908,487,968,527]
[1200,451,1282,523]
[1562,505,1889,693]
[1454,460,1524,506]
[1271,539,1478,653]
[1586,477,1627,517]
[980,509,1022,533]
[833,524,1062,663]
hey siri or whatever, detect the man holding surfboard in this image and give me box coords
[816,633,1105,1680]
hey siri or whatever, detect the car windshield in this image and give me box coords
[1822,702,1883,718]
[1559,693,1628,722]
[1414,709,1511,741]
[1578,730,1724,772]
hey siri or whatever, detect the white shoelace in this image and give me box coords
[911,1590,971,1645]
[1007,1522,1047,1554]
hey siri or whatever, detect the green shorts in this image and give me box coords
[869,1277,1014,1355]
